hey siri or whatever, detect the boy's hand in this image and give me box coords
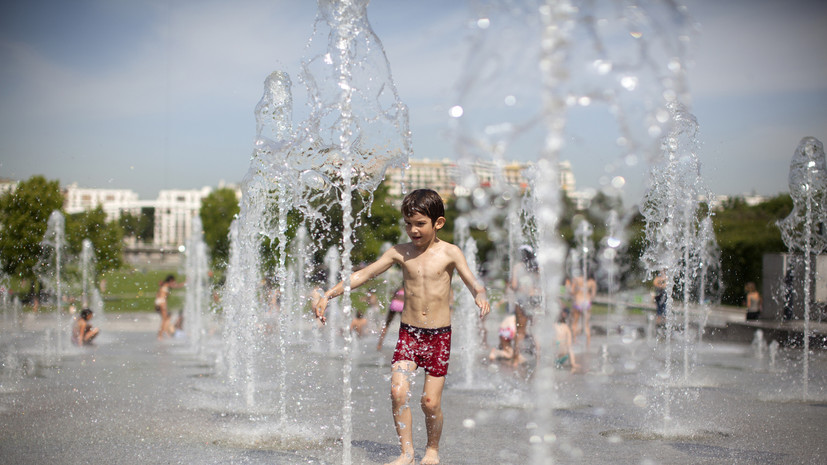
[476,295,490,319]
[311,288,328,324]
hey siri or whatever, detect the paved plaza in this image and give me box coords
[1,311,826,464]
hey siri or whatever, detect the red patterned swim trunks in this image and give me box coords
[391,323,452,377]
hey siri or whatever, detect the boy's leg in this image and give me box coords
[387,360,416,465]
[420,373,446,465]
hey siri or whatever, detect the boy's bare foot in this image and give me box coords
[421,447,440,464]
[384,451,414,465]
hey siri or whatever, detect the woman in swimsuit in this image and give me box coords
[568,272,597,346]
[155,274,181,339]
[744,281,762,320]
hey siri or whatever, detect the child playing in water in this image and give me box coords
[554,307,579,372]
[488,313,516,362]
[349,309,369,337]
[155,274,184,340]
[72,308,99,346]
[314,189,490,465]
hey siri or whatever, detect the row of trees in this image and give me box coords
[1,175,793,307]
[0,176,124,300]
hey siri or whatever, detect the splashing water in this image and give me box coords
[640,101,718,429]
[79,239,105,322]
[218,1,411,462]
[454,233,484,389]
[450,1,696,462]
[182,216,211,356]
[296,4,411,462]
[695,215,723,344]
[777,136,827,397]
[451,1,700,464]
[38,211,68,356]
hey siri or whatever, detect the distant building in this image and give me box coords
[61,184,219,249]
[63,183,142,222]
[153,187,213,249]
[0,179,17,196]
[705,193,770,211]
[383,158,575,199]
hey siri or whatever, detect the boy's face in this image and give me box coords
[404,212,445,247]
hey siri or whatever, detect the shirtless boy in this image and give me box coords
[314,189,490,465]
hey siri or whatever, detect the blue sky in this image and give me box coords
[1,0,825,205]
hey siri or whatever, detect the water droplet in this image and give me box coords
[449,105,464,118]
[593,59,612,74]
[620,76,638,91]
[668,59,681,72]
[477,18,490,29]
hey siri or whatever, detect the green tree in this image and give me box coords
[66,206,124,276]
[200,187,240,270]
[302,182,401,267]
[713,194,792,305]
[0,176,64,295]
[119,207,154,243]
[352,183,401,264]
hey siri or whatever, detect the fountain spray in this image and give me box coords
[777,136,827,397]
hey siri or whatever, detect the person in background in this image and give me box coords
[569,272,597,347]
[509,244,540,366]
[652,270,668,326]
[488,313,516,362]
[72,308,99,346]
[350,309,369,337]
[744,281,762,321]
[376,285,405,350]
[553,307,579,372]
[155,274,183,340]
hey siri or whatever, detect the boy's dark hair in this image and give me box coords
[401,189,444,224]
[80,308,93,320]
[164,274,176,283]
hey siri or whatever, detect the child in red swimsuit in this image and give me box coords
[314,189,489,465]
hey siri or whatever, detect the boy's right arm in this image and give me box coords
[313,247,398,324]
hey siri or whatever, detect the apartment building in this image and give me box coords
[384,158,576,198]
[62,183,214,249]
[153,187,213,249]
[64,183,142,222]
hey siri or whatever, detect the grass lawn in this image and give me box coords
[100,268,186,313]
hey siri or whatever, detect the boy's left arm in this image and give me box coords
[451,246,490,318]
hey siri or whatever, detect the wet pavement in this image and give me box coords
[1,311,826,464]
